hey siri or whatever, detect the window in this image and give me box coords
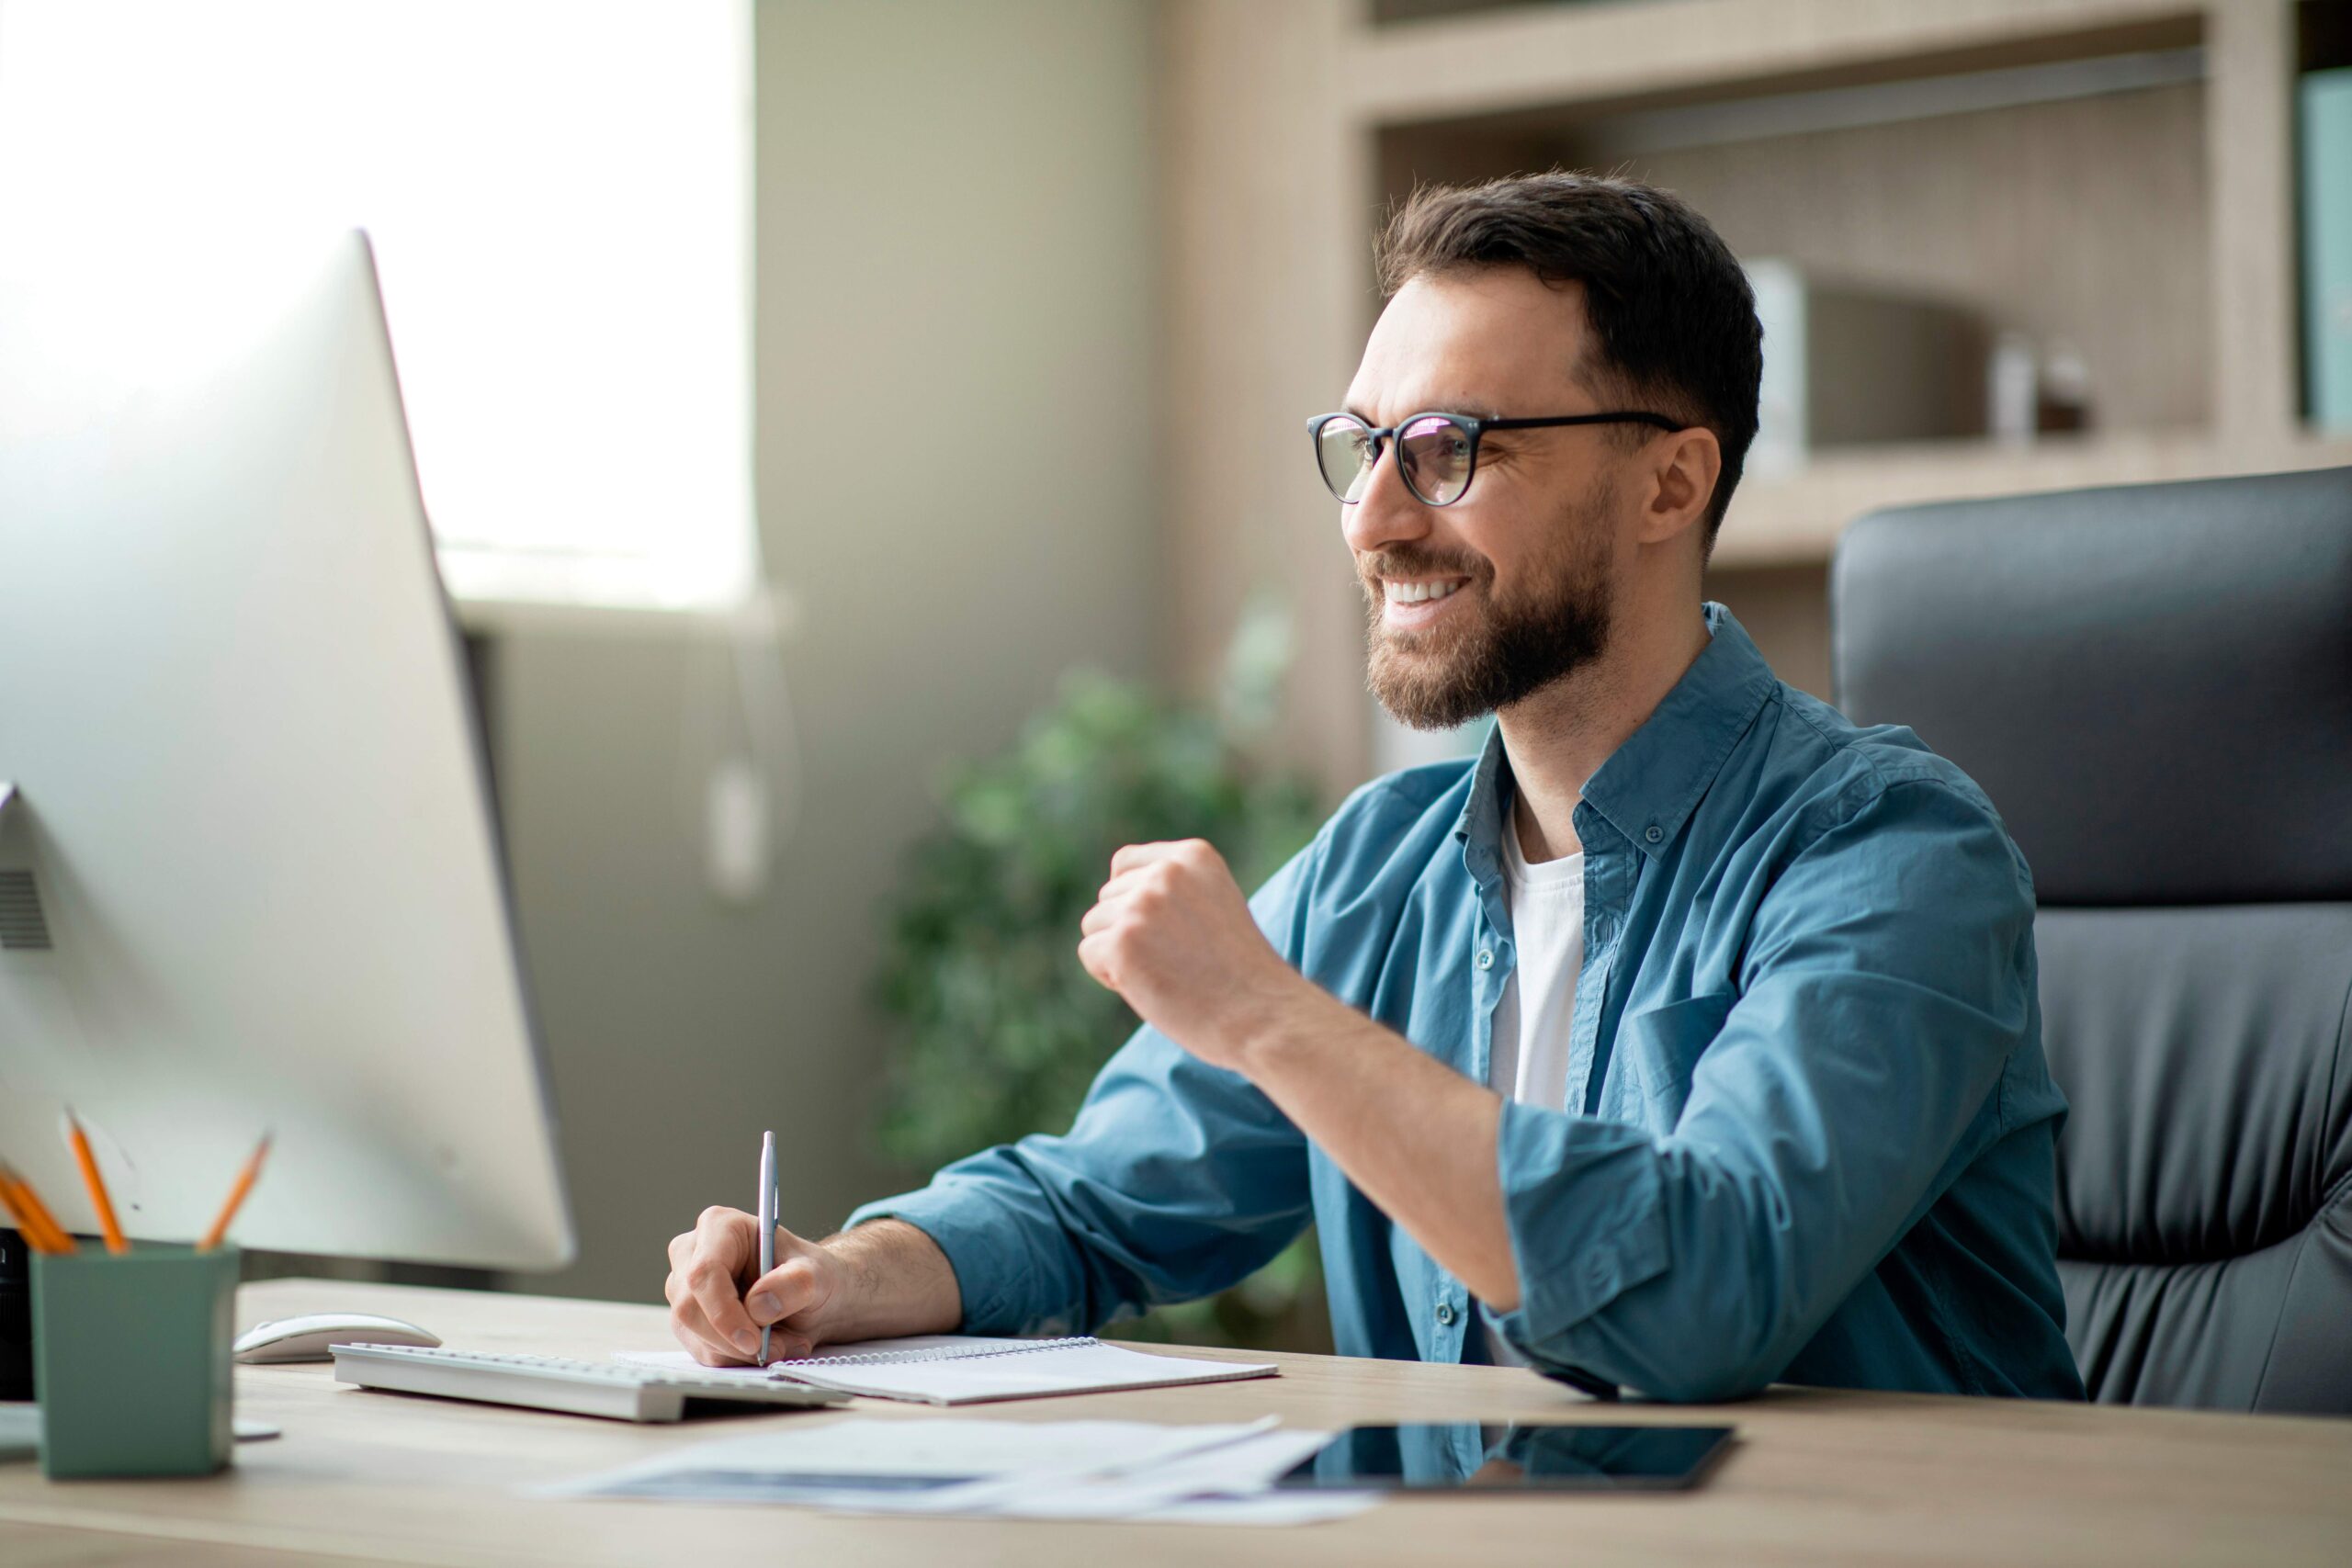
[0,0,758,613]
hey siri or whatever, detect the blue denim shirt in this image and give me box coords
[854,604,2086,1403]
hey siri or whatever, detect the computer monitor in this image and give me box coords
[0,230,573,1269]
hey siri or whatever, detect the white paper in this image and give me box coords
[537,1417,1264,1507]
[750,1333,1046,1363]
[537,1416,1374,1525]
[611,1335,1034,1382]
[888,1416,1286,1515]
[932,1426,1369,1522]
[614,1338,1275,1405]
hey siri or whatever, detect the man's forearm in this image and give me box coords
[1236,986,1521,1309]
[820,1218,963,1340]
[1070,835,1520,1310]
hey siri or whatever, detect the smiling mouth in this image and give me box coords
[1382,578,1468,605]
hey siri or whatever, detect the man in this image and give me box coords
[664,172,2085,1403]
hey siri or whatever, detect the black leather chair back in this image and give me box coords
[1830,466,2352,1413]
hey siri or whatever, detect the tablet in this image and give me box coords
[1274,1422,1736,1494]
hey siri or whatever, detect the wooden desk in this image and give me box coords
[2,1278,2346,1566]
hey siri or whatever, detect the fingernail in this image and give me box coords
[750,1292,780,1321]
[731,1329,758,1355]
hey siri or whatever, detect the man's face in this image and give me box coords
[1339,268,1637,730]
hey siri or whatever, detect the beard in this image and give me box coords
[1361,479,1616,731]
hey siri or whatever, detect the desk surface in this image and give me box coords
[2,1278,2346,1566]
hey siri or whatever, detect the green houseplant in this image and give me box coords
[873,604,1329,1349]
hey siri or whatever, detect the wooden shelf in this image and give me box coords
[1342,0,2204,125]
[1162,0,2313,783]
[1710,430,2352,568]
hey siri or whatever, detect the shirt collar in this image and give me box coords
[1453,603,1779,864]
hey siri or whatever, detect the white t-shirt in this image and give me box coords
[1482,807,1585,1367]
[1487,810,1585,1113]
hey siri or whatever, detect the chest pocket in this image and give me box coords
[1604,990,1739,1125]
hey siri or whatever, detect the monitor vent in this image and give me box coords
[0,871,51,951]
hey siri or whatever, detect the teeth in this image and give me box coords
[1384,579,1463,604]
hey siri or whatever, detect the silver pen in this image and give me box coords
[755,1130,776,1364]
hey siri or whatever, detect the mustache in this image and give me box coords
[1356,547,1491,585]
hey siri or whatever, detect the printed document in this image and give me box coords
[537,1416,1370,1523]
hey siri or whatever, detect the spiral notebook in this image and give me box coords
[615,1335,1277,1406]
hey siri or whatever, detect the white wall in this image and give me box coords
[492,0,1160,1301]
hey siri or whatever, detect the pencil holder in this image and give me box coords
[31,1244,238,1479]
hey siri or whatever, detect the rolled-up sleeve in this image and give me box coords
[1485,777,2036,1401]
[847,833,1326,1337]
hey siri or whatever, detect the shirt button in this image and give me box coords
[1434,1301,1457,1326]
[1476,949,1494,970]
[1644,824,1664,844]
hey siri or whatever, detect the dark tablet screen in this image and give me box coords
[1275,1423,1736,1493]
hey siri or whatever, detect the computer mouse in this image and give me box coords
[232,1312,442,1364]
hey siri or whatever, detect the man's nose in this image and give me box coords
[1340,441,1434,557]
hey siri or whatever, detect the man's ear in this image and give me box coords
[1636,425,1722,548]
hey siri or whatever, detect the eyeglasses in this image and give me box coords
[1306,409,1683,508]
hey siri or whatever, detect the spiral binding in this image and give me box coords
[772,1336,1097,1369]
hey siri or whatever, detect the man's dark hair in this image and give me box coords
[1375,171,1762,556]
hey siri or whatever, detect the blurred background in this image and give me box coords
[6,0,2348,1342]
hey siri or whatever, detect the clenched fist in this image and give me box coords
[1076,839,1308,1070]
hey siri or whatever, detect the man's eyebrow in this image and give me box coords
[1339,398,1507,424]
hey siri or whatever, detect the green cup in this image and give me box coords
[31,1244,238,1479]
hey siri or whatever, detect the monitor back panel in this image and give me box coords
[0,231,572,1268]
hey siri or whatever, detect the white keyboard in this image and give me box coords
[331,1343,850,1424]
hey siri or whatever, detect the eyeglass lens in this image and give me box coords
[1316,415,1476,506]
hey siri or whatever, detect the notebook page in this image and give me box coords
[614,1335,1079,1381]
[775,1340,1277,1406]
[613,1338,1277,1405]
[772,1335,1074,1366]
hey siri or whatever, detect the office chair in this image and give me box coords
[1830,466,2352,1414]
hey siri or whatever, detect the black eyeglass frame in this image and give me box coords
[1306,409,1685,508]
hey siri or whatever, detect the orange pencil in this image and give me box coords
[62,1109,127,1254]
[0,1179,45,1251]
[0,1163,72,1254]
[13,1172,71,1253]
[0,1185,64,1254]
[198,1133,270,1253]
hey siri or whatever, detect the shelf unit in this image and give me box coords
[1710,427,2352,568]
[1161,0,2347,779]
